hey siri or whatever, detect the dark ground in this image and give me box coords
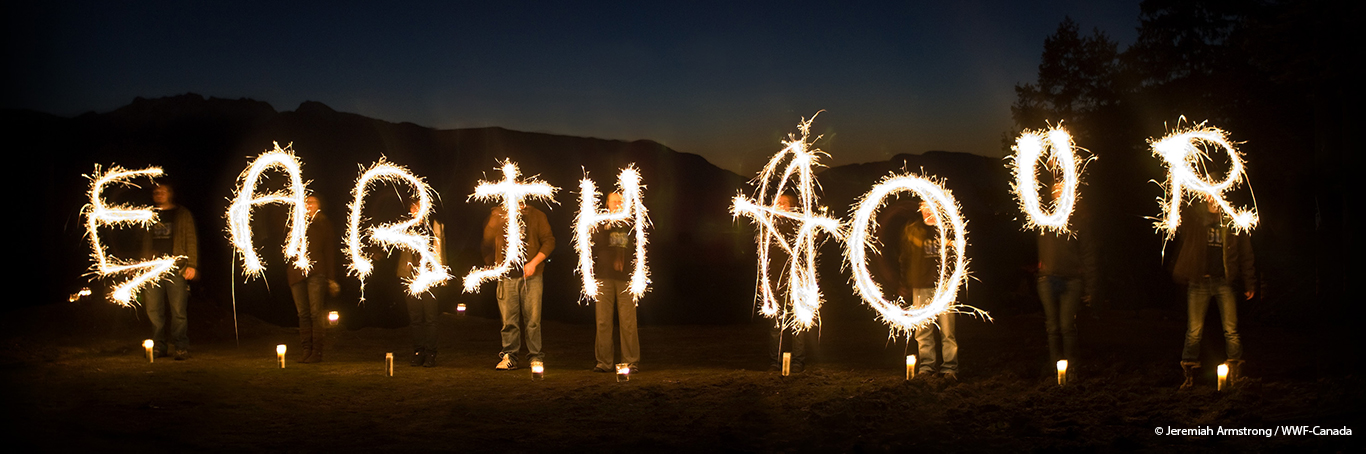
[1,297,1360,453]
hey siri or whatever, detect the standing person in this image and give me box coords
[141,183,198,360]
[900,201,957,380]
[1036,183,1097,369]
[590,193,641,374]
[401,200,446,368]
[288,195,338,364]
[483,203,555,370]
[1174,197,1255,389]
[766,194,808,373]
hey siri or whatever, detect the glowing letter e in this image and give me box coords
[84,165,181,306]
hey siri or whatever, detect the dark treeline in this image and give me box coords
[1005,0,1354,344]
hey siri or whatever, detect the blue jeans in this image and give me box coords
[595,279,640,369]
[1182,276,1242,362]
[912,288,957,373]
[497,275,543,361]
[291,275,327,333]
[144,270,188,353]
[1038,275,1081,363]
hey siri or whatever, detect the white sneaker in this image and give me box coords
[495,354,517,370]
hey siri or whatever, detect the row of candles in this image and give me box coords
[139,322,1231,390]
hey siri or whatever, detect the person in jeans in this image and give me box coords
[1172,197,1256,389]
[288,195,338,363]
[401,200,446,368]
[900,201,957,380]
[590,193,641,374]
[140,182,198,360]
[1036,183,1097,369]
[483,203,555,370]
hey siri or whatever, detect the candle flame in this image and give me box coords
[83,165,182,306]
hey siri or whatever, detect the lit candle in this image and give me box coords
[277,344,287,369]
[143,339,154,363]
[616,363,630,382]
[1057,360,1068,387]
[456,303,466,314]
[782,352,791,377]
[906,355,916,380]
[531,360,545,380]
[1217,363,1229,391]
[385,353,393,377]
[328,311,339,326]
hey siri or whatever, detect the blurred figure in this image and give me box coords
[141,183,198,360]
[767,194,808,373]
[288,195,338,363]
[900,201,956,380]
[483,202,555,370]
[590,193,641,373]
[1173,197,1255,389]
[1035,183,1097,369]
[401,200,446,368]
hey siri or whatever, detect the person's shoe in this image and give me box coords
[592,366,612,373]
[411,349,426,367]
[629,364,640,374]
[154,350,170,359]
[1226,359,1244,384]
[173,349,190,361]
[496,353,517,370]
[939,370,958,382]
[305,350,323,364]
[790,363,804,374]
[1180,361,1199,390]
[423,351,437,368]
[767,364,781,372]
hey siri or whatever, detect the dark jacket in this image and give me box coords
[1172,206,1256,291]
[288,212,338,286]
[140,206,198,270]
[1038,228,1098,297]
[899,219,938,289]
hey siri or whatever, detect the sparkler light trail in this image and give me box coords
[1008,126,1087,233]
[731,115,842,332]
[83,165,180,306]
[1150,120,1258,238]
[845,173,982,336]
[573,166,650,301]
[226,143,311,277]
[345,159,450,297]
[462,161,558,292]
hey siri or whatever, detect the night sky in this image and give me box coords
[4,1,1139,174]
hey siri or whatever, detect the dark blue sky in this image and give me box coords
[5,1,1139,174]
